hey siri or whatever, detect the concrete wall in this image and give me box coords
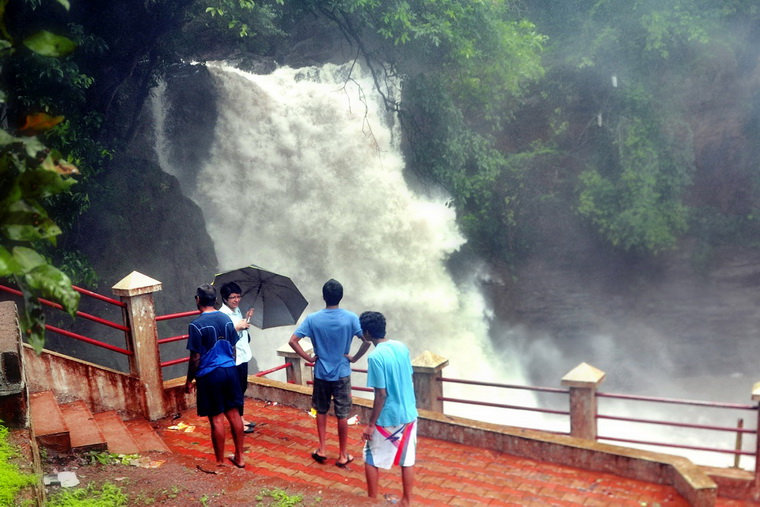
[22,346,148,419]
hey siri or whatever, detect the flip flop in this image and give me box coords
[244,425,255,434]
[228,457,245,469]
[244,422,256,428]
[335,455,354,468]
[311,451,327,464]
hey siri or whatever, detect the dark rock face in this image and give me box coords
[77,155,217,316]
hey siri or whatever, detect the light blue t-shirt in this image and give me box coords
[366,340,418,427]
[294,308,362,381]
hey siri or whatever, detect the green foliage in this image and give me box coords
[85,451,140,466]
[576,108,692,253]
[256,488,304,506]
[310,0,545,124]
[1,4,81,351]
[182,0,286,53]
[0,424,37,506]
[47,481,128,506]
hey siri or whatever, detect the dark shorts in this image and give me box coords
[196,366,243,417]
[312,376,352,419]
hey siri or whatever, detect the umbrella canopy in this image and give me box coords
[212,265,308,329]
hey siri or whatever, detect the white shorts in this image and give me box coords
[363,420,417,469]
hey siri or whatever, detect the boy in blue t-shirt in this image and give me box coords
[289,279,370,467]
[360,311,418,506]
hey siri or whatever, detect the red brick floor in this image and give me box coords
[156,399,750,506]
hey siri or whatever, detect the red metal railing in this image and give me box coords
[255,363,291,378]
[596,391,758,460]
[154,310,200,368]
[0,283,132,356]
[436,374,759,468]
[438,376,571,421]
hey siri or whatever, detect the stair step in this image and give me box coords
[29,391,71,453]
[93,411,140,455]
[125,419,171,453]
[60,401,107,453]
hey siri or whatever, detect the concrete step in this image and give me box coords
[124,418,170,453]
[59,401,107,453]
[29,390,171,456]
[29,391,71,453]
[94,411,140,455]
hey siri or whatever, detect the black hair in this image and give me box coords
[360,311,386,339]
[220,281,242,302]
[322,278,343,306]
[196,284,217,307]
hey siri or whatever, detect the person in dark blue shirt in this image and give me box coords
[185,284,246,468]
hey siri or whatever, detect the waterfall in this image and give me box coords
[153,61,537,426]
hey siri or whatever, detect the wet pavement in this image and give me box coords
[154,398,755,506]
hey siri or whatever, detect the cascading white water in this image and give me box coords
[151,60,754,468]
[153,61,538,426]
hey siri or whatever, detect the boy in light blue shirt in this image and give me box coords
[360,311,418,506]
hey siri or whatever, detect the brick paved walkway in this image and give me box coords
[153,399,753,506]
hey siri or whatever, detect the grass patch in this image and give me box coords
[256,487,305,506]
[47,481,128,506]
[0,423,38,506]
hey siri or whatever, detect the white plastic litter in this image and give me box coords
[58,471,80,488]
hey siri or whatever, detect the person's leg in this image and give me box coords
[336,416,350,463]
[224,407,245,466]
[237,362,248,421]
[208,413,226,463]
[237,362,252,426]
[400,465,415,506]
[333,376,353,463]
[364,463,379,498]
[312,379,331,457]
[316,412,328,456]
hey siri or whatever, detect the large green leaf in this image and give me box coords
[2,200,61,242]
[19,166,76,199]
[0,244,21,276]
[21,261,79,315]
[11,246,46,271]
[22,30,76,57]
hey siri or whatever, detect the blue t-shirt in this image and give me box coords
[187,311,239,377]
[294,308,362,381]
[366,340,418,426]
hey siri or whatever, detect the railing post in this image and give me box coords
[412,351,449,413]
[276,340,313,385]
[112,271,165,420]
[750,382,760,485]
[561,362,606,440]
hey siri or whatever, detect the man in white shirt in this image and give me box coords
[219,282,256,433]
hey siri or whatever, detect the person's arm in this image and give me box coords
[289,334,316,363]
[185,352,200,393]
[362,387,387,441]
[348,338,371,363]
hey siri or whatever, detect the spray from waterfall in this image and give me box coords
[152,61,540,426]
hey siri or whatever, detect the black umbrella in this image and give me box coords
[212,265,308,329]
